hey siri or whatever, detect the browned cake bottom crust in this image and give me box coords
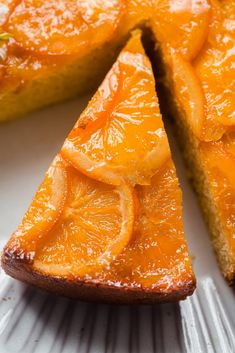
[1,254,195,304]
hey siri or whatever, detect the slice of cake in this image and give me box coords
[155,0,235,282]
[1,31,195,303]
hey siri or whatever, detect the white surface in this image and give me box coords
[0,98,235,353]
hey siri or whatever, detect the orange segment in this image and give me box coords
[91,161,193,289]
[5,156,67,258]
[133,161,192,287]
[151,0,211,60]
[6,0,124,55]
[34,165,134,276]
[170,51,205,137]
[194,0,235,141]
[61,31,170,186]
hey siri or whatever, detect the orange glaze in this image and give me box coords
[4,32,194,291]
[163,0,234,142]
[33,161,135,277]
[98,160,192,289]
[193,0,235,142]
[0,0,126,90]
[0,0,211,92]
[199,133,235,256]
[33,159,192,290]
[61,33,170,186]
[6,0,125,55]
[5,156,68,259]
[104,161,193,289]
[150,0,211,61]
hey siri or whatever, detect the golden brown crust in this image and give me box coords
[1,251,196,304]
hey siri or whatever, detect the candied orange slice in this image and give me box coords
[151,0,211,60]
[6,0,124,55]
[170,51,205,137]
[5,156,67,258]
[61,32,170,186]
[131,161,193,288]
[194,0,235,141]
[34,165,134,276]
[89,160,194,291]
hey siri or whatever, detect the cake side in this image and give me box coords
[152,46,235,283]
[172,102,235,283]
[2,236,195,305]
[0,37,127,122]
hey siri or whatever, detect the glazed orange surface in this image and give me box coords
[193,0,235,141]
[0,0,125,89]
[33,160,135,277]
[2,0,234,144]
[5,33,194,290]
[150,0,211,60]
[6,0,124,55]
[200,133,235,256]
[61,35,170,186]
[32,159,192,289]
[169,0,235,142]
[1,0,234,143]
[0,0,211,90]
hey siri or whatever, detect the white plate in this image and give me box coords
[0,97,235,353]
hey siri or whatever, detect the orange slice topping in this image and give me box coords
[170,51,205,138]
[5,156,67,258]
[6,0,124,55]
[61,32,170,186]
[151,0,211,60]
[194,0,235,141]
[34,165,134,276]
